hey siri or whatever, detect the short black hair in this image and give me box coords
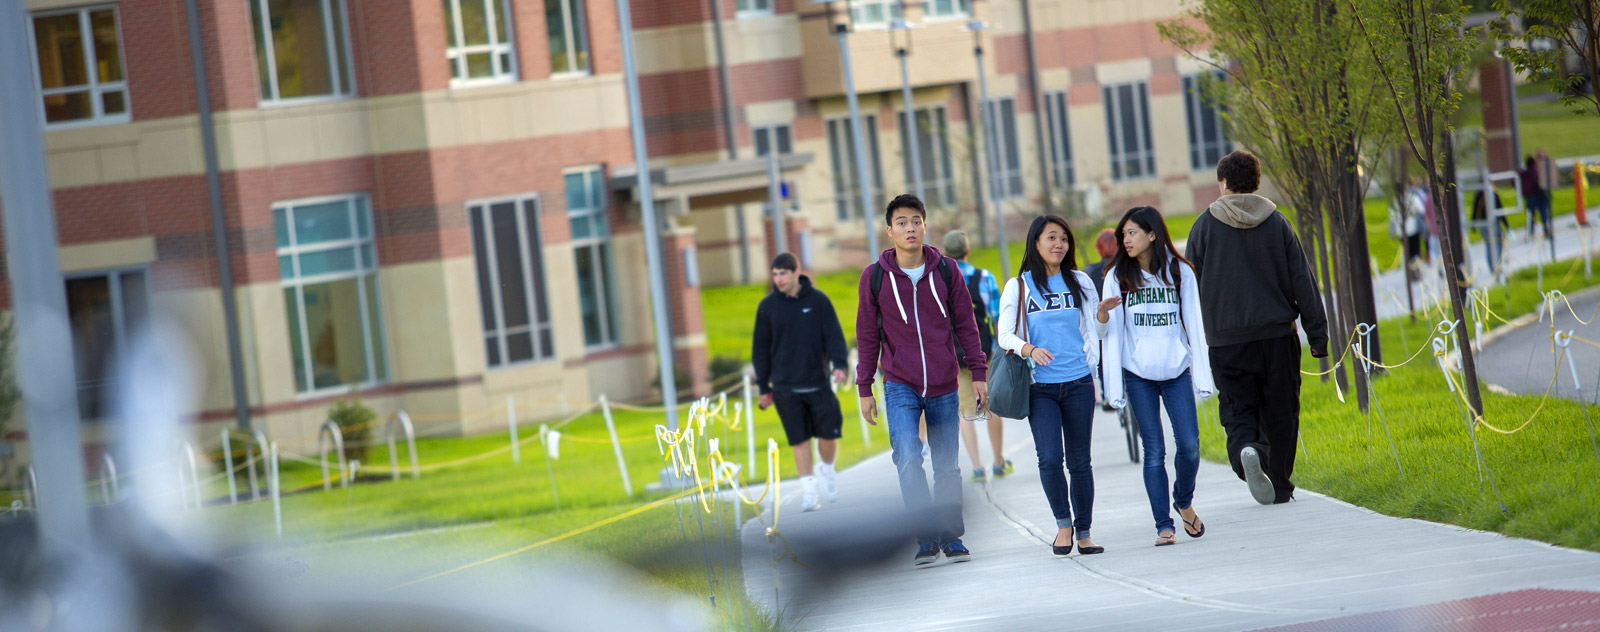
[1217,150,1261,193]
[770,252,797,272]
[885,193,926,226]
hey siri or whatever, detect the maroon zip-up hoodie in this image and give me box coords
[855,244,988,399]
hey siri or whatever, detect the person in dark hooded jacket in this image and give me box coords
[1186,150,1329,507]
[753,253,849,512]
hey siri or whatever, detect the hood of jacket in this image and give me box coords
[1208,193,1278,229]
[876,243,945,278]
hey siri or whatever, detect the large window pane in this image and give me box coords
[277,194,386,392]
[1184,72,1232,171]
[1046,91,1075,187]
[34,14,85,89]
[575,244,603,344]
[252,0,354,101]
[546,0,589,75]
[285,288,308,392]
[301,278,371,390]
[492,203,530,328]
[471,196,554,367]
[1105,81,1154,182]
[901,106,954,207]
[446,0,516,83]
[31,7,128,126]
[66,270,147,421]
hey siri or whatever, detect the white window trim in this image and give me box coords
[984,96,1023,200]
[921,0,970,23]
[251,0,357,106]
[848,0,901,30]
[736,0,775,18]
[27,5,132,129]
[275,193,389,396]
[1104,80,1156,183]
[549,0,592,77]
[446,0,519,88]
[564,166,620,349]
[470,194,557,370]
[1045,90,1075,187]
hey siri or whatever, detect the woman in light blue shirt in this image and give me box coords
[997,215,1114,556]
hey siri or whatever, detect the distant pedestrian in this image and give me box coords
[1187,150,1329,505]
[1099,207,1213,546]
[1391,182,1425,267]
[1520,155,1553,239]
[856,194,989,567]
[941,230,1013,483]
[996,214,1110,556]
[753,253,849,512]
[1473,187,1509,273]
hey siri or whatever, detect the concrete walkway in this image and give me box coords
[1371,215,1591,322]
[740,406,1600,630]
[1479,286,1600,401]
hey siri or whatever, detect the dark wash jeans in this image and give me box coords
[883,381,964,546]
[1026,375,1096,536]
[1124,369,1199,535]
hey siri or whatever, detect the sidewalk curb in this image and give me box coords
[1461,283,1600,394]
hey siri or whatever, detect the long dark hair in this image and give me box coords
[1018,214,1085,307]
[1110,206,1191,292]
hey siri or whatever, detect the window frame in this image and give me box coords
[469,194,556,369]
[1044,90,1076,187]
[565,166,620,349]
[445,0,520,87]
[922,0,970,22]
[26,4,131,130]
[64,266,149,422]
[983,96,1024,200]
[848,0,903,29]
[900,104,956,207]
[736,0,774,18]
[1103,80,1156,182]
[827,114,885,222]
[753,124,794,158]
[250,0,357,107]
[1183,72,1232,173]
[546,0,592,78]
[274,193,390,396]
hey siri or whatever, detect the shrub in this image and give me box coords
[327,396,377,462]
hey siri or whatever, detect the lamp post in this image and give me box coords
[821,1,881,254]
[889,9,925,203]
[967,18,1008,274]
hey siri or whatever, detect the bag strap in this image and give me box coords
[1010,275,1030,356]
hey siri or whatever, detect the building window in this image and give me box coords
[471,197,554,367]
[445,0,517,85]
[753,124,793,157]
[66,269,147,420]
[275,195,388,393]
[567,168,619,347]
[736,0,773,16]
[250,0,355,103]
[546,0,590,76]
[900,105,956,207]
[850,0,902,27]
[983,97,1024,199]
[1103,80,1155,182]
[828,115,885,221]
[924,0,970,19]
[1045,91,1075,187]
[1184,72,1232,172]
[28,6,128,127]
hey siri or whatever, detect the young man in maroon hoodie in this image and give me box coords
[856,194,989,567]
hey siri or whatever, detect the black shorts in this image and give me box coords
[773,389,844,446]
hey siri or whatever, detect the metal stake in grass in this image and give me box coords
[1434,326,1508,513]
[1587,360,1600,471]
[538,425,561,511]
[1357,324,1404,477]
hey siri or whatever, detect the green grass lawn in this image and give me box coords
[1195,258,1600,551]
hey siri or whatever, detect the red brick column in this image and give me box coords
[1480,59,1518,173]
[662,226,711,398]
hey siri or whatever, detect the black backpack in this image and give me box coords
[868,258,989,369]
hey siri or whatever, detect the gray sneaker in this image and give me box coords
[1241,447,1274,505]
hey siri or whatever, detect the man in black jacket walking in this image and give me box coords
[753,253,849,512]
[1187,150,1329,506]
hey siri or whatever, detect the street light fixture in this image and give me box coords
[888,6,926,204]
[966,18,1010,274]
[820,0,881,254]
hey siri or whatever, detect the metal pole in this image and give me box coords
[1019,0,1054,214]
[185,0,252,431]
[599,395,634,497]
[708,0,751,284]
[767,149,787,257]
[0,0,92,552]
[615,0,681,439]
[838,30,881,254]
[898,49,925,202]
[974,40,1009,275]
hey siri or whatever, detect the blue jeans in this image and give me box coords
[1125,369,1200,535]
[883,381,964,546]
[1026,375,1096,536]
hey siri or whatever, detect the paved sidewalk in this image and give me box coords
[740,406,1600,631]
[1371,216,1591,321]
[1479,287,1600,400]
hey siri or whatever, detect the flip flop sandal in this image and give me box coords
[1175,502,1206,538]
[1155,530,1177,546]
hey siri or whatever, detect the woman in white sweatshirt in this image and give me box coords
[997,215,1115,556]
[1098,206,1215,547]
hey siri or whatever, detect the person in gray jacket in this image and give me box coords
[1186,150,1329,506]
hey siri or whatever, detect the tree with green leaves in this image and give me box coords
[1161,0,1396,407]
[1494,0,1600,118]
[1346,0,1485,417]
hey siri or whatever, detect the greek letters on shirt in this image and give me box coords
[1025,287,1079,314]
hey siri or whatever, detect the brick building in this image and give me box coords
[8,0,1225,443]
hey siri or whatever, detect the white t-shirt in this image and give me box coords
[902,263,926,286]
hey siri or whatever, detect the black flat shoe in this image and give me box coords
[1076,542,1105,555]
[1052,542,1073,556]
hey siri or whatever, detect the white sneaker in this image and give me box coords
[1241,447,1275,505]
[817,463,838,502]
[801,475,822,512]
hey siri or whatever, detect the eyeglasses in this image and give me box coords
[961,397,988,422]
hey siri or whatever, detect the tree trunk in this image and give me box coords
[1436,111,1485,417]
[1343,134,1383,365]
